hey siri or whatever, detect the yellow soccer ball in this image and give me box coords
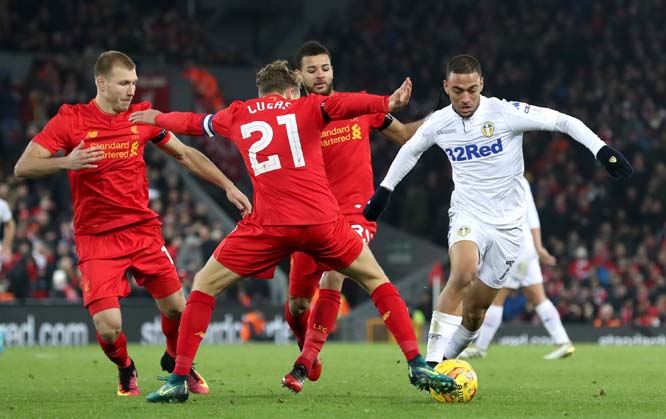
[430,359,478,403]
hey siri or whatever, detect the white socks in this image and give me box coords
[425,311,462,364]
[443,324,479,360]
[474,304,503,351]
[535,299,570,344]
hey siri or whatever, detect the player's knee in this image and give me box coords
[95,321,122,343]
[161,306,183,319]
[288,297,311,316]
[449,270,477,290]
[319,274,344,290]
[463,309,486,330]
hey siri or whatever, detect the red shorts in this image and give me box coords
[76,222,181,308]
[214,214,364,280]
[289,213,377,298]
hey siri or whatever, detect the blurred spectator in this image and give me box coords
[593,303,621,328]
[240,310,269,342]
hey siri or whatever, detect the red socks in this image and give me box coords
[173,290,216,375]
[295,289,341,369]
[371,283,420,361]
[161,313,180,357]
[96,332,131,368]
[284,301,311,349]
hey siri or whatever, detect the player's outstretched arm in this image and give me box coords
[554,112,632,179]
[14,141,104,178]
[322,77,412,121]
[363,186,392,221]
[158,134,252,216]
[364,117,435,221]
[595,145,632,179]
[381,117,425,145]
[130,109,209,137]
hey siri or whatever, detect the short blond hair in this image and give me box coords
[256,60,302,96]
[94,50,136,78]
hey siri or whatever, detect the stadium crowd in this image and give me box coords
[0,0,250,65]
[1,0,665,327]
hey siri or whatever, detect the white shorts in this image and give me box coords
[447,211,522,289]
[503,256,543,289]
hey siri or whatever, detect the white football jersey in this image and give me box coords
[382,96,561,228]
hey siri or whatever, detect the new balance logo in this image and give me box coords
[445,138,503,162]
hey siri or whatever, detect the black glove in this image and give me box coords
[596,145,633,179]
[363,186,392,221]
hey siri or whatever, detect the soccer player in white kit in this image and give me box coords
[460,176,575,360]
[363,54,632,366]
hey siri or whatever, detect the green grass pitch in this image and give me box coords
[1,343,662,418]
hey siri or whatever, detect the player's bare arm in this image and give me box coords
[14,140,104,178]
[530,228,556,266]
[157,133,252,217]
[1,218,15,262]
[381,117,424,145]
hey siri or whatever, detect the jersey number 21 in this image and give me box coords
[241,114,305,176]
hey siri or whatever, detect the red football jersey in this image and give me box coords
[154,93,389,225]
[319,97,387,214]
[32,100,171,235]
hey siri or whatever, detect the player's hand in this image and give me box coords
[66,141,104,171]
[363,186,392,221]
[129,109,162,125]
[537,246,557,266]
[388,77,412,112]
[596,145,633,179]
[227,186,253,217]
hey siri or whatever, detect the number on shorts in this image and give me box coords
[161,246,174,265]
[351,224,373,244]
[240,114,305,176]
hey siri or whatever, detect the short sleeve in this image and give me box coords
[32,106,75,153]
[369,113,391,130]
[210,101,241,137]
[150,128,172,146]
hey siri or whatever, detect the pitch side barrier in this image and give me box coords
[1,302,665,347]
[0,300,290,348]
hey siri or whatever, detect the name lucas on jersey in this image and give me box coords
[247,100,292,114]
[444,138,503,162]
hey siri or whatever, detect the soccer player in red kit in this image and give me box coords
[285,41,425,383]
[129,60,456,403]
[14,51,252,396]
